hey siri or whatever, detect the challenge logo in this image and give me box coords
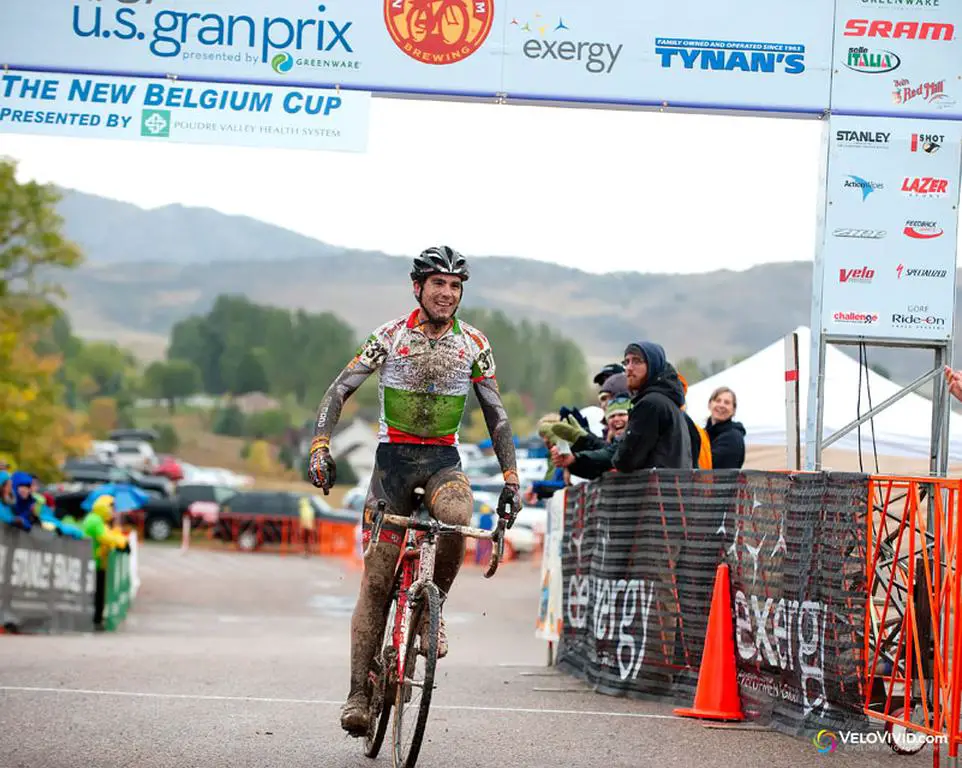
[834,311,879,324]
[911,133,943,153]
[839,266,875,283]
[833,228,886,239]
[654,37,805,75]
[384,0,494,65]
[512,14,623,74]
[844,175,883,201]
[845,46,900,73]
[843,19,955,40]
[893,78,952,107]
[901,176,949,196]
[836,129,890,149]
[904,220,944,239]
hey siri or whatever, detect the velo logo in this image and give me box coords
[384,0,494,64]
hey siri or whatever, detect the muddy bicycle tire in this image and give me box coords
[393,582,439,768]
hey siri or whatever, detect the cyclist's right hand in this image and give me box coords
[308,444,336,494]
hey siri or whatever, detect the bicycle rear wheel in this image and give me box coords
[392,582,439,768]
[364,578,401,758]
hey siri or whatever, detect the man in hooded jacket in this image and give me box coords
[615,341,692,472]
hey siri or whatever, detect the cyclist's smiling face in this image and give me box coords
[416,274,463,323]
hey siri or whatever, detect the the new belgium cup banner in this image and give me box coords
[0,70,370,152]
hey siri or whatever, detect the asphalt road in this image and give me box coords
[0,545,935,767]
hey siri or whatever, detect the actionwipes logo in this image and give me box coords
[813,730,838,753]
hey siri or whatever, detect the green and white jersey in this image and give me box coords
[354,309,496,445]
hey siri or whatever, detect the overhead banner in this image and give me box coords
[830,1,962,119]
[818,114,962,342]
[0,70,371,152]
[1,0,834,115]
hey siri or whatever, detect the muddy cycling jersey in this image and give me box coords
[355,309,497,445]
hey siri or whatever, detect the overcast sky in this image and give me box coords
[3,96,829,275]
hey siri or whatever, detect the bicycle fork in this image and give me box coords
[395,535,438,691]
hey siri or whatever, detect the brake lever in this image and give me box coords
[484,502,508,579]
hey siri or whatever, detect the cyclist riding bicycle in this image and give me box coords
[307,245,522,736]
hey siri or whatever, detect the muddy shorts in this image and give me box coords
[361,443,471,548]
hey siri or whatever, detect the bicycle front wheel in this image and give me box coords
[392,582,439,768]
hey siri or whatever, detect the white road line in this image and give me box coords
[0,686,677,720]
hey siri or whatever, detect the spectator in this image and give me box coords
[593,363,625,391]
[298,495,316,557]
[705,386,746,469]
[614,341,692,471]
[0,471,13,527]
[677,374,713,470]
[946,366,962,402]
[81,495,130,629]
[10,471,38,531]
[528,414,568,502]
[548,394,632,480]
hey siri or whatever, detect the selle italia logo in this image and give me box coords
[141,109,171,137]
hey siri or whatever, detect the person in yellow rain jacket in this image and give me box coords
[81,496,130,629]
[298,495,316,557]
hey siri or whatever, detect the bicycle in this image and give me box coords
[360,487,506,768]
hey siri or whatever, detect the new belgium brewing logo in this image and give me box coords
[384,0,494,64]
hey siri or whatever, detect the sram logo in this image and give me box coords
[844,19,955,41]
[839,267,875,283]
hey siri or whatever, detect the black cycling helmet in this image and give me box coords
[593,362,625,386]
[410,245,470,283]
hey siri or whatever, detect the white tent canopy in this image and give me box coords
[684,326,962,462]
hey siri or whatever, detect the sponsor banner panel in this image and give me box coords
[831,0,962,118]
[819,114,962,341]
[0,70,371,152]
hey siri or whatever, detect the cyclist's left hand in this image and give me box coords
[497,483,522,529]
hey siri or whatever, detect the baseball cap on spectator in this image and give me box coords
[593,362,625,386]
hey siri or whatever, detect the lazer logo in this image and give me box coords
[901,176,949,196]
[843,19,955,40]
[845,46,900,73]
[833,228,886,239]
[839,267,875,283]
[904,220,943,239]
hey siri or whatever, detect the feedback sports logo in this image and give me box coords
[384,0,494,65]
[511,12,623,74]
[904,219,944,239]
[654,37,806,74]
[70,3,358,74]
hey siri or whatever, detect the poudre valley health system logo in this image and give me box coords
[141,109,171,138]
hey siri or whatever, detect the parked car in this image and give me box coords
[112,440,159,473]
[152,454,185,483]
[215,491,354,551]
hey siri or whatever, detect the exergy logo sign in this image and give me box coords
[70,3,357,71]
[513,14,623,74]
[655,38,806,74]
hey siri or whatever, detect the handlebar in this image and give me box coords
[364,500,506,579]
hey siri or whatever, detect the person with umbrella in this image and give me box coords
[81,495,130,629]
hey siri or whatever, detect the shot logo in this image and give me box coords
[384,0,494,65]
[141,109,170,138]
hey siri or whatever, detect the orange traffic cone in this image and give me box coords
[673,563,744,721]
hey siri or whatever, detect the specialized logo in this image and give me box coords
[654,38,805,75]
[836,129,890,149]
[901,176,949,196]
[911,133,943,153]
[897,264,948,279]
[271,52,294,73]
[385,0,494,65]
[833,311,879,324]
[845,46,900,73]
[839,267,875,283]
[845,175,883,201]
[833,228,886,239]
[893,78,952,107]
[843,19,955,40]
[813,730,839,754]
[904,220,944,239]
[512,14,623,74]
[140,109,170,138]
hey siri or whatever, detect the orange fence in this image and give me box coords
[865,475,962,764]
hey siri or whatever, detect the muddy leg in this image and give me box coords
[425,470,474,597]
